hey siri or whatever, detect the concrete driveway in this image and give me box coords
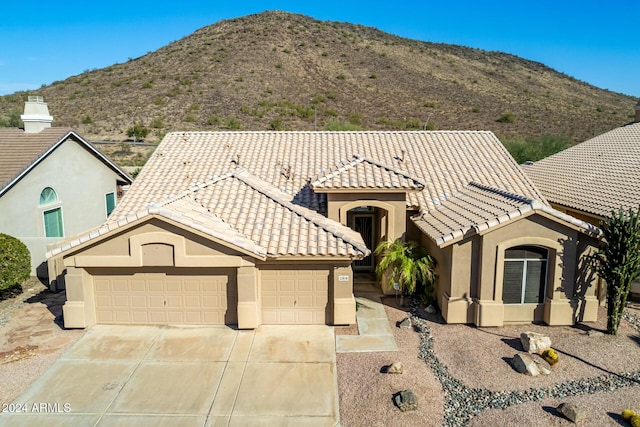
[0,324,338,426]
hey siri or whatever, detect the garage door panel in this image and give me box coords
[261,268,329,325]
[94,270,237,325]
[149,311,167,323]
[148,280,164,292]
[132,311,150,323]
[297,295,314,308]
[130,295,147,308]
[114,311,132,323]
[130,279,146,292]
[148,295,165,308]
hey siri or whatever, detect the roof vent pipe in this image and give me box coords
[21,96,53,133]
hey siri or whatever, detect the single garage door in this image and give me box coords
[261,268,329,324]
[93,269,237,325]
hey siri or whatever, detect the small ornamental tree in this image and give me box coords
[374,239,437,306]
[591,207,640,335]
[127,124,149,141]
[0,233,31,295]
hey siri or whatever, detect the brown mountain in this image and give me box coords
[0,11,635,142]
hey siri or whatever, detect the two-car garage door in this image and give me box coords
[93,268,237,325]
[91,267,330,326]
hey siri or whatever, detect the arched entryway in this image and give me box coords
[344,204,392,273]
[349,206,376,271]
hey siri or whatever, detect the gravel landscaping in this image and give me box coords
[337,297,640,426]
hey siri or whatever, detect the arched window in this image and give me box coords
[39,187,58,204]
[502,246,548,304]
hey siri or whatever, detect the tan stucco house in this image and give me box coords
[523,101,640,298]
[0,97,132,282]
[48,131,601,329]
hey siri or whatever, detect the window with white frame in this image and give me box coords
[502,245,548,304]
[40,187,63,238]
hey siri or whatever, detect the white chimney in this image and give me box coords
[635,99,640,123]
[21,96,53,133]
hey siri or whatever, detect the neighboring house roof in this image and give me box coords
[50,131,598,257]
[0,127,132,197]
[522,121,640,218]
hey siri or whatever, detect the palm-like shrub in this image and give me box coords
[374,239,437,306]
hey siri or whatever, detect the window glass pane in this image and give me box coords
[524,247,546,260]
[505,248,527,259]
[505,245,547,259]
[524,260,546,303]
[106,193,116,216]
[503,261,524,304]
[44,208,63,237]
[39,187,58,204]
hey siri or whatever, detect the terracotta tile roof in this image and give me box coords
[311,154,425,191]
[112,131,546,220]
[51,130,597,256]
[522,122,640,218]
[196,169,369,256]
[47,193,267,259]
[49,168,369,259]
[413,182,599,246]
[0,127,131,196]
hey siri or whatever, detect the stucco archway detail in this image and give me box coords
[338,200,402,243]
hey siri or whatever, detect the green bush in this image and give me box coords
[225,117,242,130]
[502,135,571,164]
[323,120,363,131]
[126,125,149,140]
[0,234,30,292]
[268,117,286,131]
[497,112,516,123]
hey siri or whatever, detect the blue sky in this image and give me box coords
[1,1,638,97]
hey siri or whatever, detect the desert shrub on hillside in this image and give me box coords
[502,135,571,164]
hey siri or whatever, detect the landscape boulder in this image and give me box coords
[512,353,552,376]
[394,389,418,412]
[557,402,586,423]
[398,317,412,329]
[531,354,552,375]
[425,304,437,314]
[520,331,552,354]
[513,353,540,376]
[386,362,404,374]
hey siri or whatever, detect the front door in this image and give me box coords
[352,214,375,271]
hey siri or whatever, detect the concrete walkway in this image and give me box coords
[335,283,398,353]
[0,324,338,427]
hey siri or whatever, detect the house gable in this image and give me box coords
[61,218,256,269]
[0,129,131,198]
